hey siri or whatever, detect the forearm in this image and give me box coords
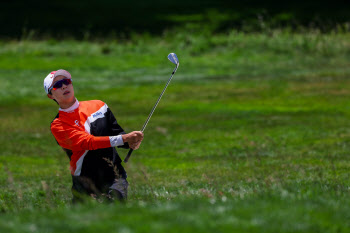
[52,124,112,150]
[67,134,112,150]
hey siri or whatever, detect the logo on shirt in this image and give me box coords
[92,112,103,118]
[75,120,80,127]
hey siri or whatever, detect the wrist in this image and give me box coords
[122,134,128,143]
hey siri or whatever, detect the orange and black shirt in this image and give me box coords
[51,99,129,184]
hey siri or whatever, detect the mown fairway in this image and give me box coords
[1,30,350,232]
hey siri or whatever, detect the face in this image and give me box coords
[47,75,75,107]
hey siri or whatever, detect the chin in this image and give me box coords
[62,94,74,102]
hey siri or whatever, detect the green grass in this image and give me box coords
[1,29,350,232]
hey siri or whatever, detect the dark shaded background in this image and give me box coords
[1,0,350,39]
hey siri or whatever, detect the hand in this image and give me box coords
[129,141,142,150]
[122,131,144,150]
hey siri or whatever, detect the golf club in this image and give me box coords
[124,53,179,163]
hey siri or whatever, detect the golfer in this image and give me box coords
[44,69,143,202]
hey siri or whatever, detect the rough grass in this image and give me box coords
[1,29,350,232]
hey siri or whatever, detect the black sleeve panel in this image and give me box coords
[106,107,130,149]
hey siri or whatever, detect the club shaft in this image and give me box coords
[141,66,178,132]
[124,65,178,163]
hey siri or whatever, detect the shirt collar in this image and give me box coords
[59,98,79,113]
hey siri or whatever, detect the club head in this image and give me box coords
[168,53,179,67]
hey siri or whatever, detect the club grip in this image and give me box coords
[124,149,134,163]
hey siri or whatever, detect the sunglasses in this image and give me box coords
[49,78,72,93]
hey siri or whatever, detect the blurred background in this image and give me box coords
[1,0,350,39]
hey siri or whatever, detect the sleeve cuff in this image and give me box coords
[109,135,124,147]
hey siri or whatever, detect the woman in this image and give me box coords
[44,69,143,202]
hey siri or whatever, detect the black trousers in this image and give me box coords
[71,175,129,203]
[71,152,128,203]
